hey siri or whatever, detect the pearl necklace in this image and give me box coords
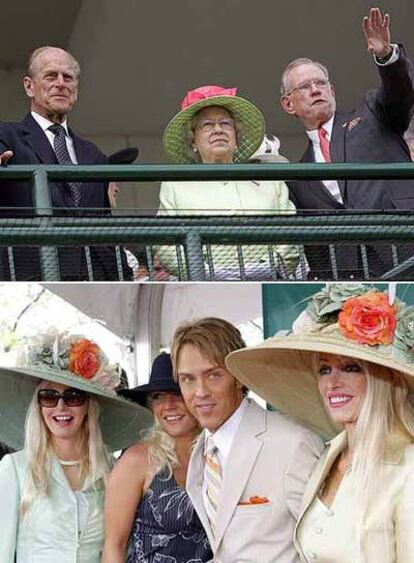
[59,459,81,466]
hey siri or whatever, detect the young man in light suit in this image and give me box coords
[172,317,324,563]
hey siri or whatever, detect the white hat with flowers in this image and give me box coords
[226,283,414,440]
[0,330,152,451]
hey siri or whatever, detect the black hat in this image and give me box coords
[108,147,139,164]
[119,352,180,406]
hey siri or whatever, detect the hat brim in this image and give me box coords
[163,95,265,163]
[108,147,139,165]
[0,365,153,451]
[119,381,181,406]
[226,332,414,440]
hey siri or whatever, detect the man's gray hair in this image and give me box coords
[280,58,330,95]
[26,46,81,79]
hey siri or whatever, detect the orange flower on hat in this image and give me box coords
[69,338,101,379]
[338,291,397,346]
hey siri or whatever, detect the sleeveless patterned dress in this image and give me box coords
[127,471,212,563]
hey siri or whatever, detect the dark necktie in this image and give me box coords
[318,126,331,163]
[49,123,82,206]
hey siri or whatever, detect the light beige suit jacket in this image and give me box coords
[295,431,414,562]
[186,399,324,563]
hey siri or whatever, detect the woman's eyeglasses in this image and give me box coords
[37,388,88,408]
[196,119,235,132]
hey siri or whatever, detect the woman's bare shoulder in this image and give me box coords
[116,442,149,466]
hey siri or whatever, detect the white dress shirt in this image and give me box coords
[31,111,78,163]
[202,397,248,511]
[306,115,343,203]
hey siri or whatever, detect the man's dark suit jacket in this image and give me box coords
[288,46,414,280]
[0,113,132,281]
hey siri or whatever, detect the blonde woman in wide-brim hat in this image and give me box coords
[0,332,152,563]
[157,84,299,280]
[226,283,414,563]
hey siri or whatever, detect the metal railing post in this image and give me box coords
[184,230,206,281]
[32,168,60,281]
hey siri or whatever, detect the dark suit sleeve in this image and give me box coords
[286,181,299,207]
[0,124,14,154]
[373,44,414,133]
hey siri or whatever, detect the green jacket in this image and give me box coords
[156,180,299,279]
[0,450,105,563]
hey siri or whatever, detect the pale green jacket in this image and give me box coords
[0,450,105,563]
[156,180,299,278]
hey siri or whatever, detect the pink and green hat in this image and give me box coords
[163,85,265,163]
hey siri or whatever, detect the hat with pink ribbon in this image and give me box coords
[163,85,265,163]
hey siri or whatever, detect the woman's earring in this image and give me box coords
[193,147,198,153]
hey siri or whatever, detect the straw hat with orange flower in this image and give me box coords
[226,283,414,439]
[0,331,152,450]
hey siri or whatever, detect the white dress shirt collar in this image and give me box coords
[204,397,248,465]
[31,111,70,136]
[306,114,335,141]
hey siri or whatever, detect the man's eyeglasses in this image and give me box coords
[286,78,330,96]
[195,119,235,132]
[37,388,88,408]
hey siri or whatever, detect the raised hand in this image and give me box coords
[362,7,391,59]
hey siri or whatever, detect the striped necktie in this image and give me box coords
[49,123,82,206]
[204,435,223,535]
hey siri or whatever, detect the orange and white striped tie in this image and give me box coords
[204,435,222,535]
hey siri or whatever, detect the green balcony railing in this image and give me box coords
[1,162,414,281]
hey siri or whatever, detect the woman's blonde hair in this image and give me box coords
[21,381,111,516]
[140,419,180,479]
[350,362,414,559]
[315,354,414,560]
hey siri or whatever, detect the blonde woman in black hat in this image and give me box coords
[0,332,151,563]
[227,283,414,563]
[157,84,300,280]
[103,353,212,563]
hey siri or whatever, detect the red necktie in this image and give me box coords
[318,127,331,163]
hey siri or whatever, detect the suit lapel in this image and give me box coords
[20,113,58,164]
[300,143,344,208]
[298,431,346,514]
[186,432,215,545]
[214,400,264,549]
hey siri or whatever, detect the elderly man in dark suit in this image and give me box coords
[280,8,414,280]
[0,46,132,281]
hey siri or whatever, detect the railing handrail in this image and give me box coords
[1,215,414,245]
[1,162,414,281]
[1,162,414,182]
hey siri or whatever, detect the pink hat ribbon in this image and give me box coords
[181,85,238,110]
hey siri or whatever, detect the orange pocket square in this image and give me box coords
[238,496,270,505]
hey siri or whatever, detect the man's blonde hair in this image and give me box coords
[171,317,246,379]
